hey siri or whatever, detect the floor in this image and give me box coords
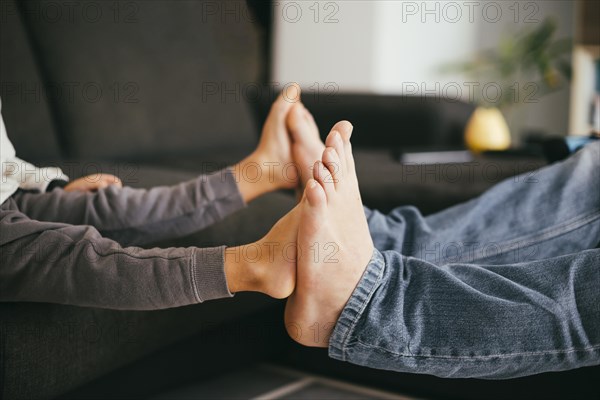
[152,364,420,400]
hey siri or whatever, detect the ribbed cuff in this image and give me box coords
[328,248,386,361]
[191,246,233,303]
[37,169,69,193]
[46,179,69,192]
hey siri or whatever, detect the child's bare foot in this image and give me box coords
[285,121,374,347]
[236,84,301,202]
[224,205,300,299]
[287,102,325,189]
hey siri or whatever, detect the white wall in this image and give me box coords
[273,0,575,137]
[372,1,478,94]
[272,1,379,92]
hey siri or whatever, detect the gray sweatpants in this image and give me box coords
[0,169,245,310]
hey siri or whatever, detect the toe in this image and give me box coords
[287,103,306,140]
[322,147,342,186]
[331,120,353,141]
[324,127,338,148]
[303,107,314,122]
[304,179,327,209]
[333,121,355,170]
[303,108,319,133]
[325,130,346,171]
[312,160,335,195]
[270,83,301,121]
[343,137,355,171]
[282,82,301,104]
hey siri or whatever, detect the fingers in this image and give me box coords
[93,174,122,189]
[101,174,123,187]
[64,174,122,192]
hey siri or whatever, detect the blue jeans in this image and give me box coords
[329,142,600,379]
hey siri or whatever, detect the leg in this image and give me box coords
[366,142,600,264]
[329,248,600,379]
[12,84,305,247]
[286,102,599,264]
[285,126,600,378]
[13,169,245,247]
[0,196,297,309]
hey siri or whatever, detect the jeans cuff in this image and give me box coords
[328,248,385,361]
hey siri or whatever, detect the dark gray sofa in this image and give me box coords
[1,1,596,399]
[1,1,293,398]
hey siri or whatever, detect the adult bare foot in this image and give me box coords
[286,102,325,189]
[285,121,374,347]
[224,205,300,299]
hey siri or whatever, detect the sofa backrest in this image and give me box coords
[255,90,475,149]
[0,0,64,162]
[5,0,262,161]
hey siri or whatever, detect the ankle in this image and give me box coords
[234,153,281,203]
[224,246,251,293]
[224,244,265,294]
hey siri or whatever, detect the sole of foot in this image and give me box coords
[285,121,374,347]
[226,205,300,299]
[287,103,326,189]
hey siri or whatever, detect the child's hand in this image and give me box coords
[64,174,123,192]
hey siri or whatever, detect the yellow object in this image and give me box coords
[464,107,511,152]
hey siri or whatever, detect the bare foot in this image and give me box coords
[287,102,325,189]
[224,205,300,299]
[236,84,301,202]
[285,121,374,347]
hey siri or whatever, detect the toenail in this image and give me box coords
[334,133,343,145]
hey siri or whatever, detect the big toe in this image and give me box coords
[326,121,354,172]
[331,120,353,142]
[271,83,301,120]
[283,82,301,103]
[288,103,323,150]
[287,103,306,138]
[324,130,347,170]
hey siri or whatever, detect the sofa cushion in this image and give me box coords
[53,149,546,217]
[18,0,261,160]
[48,159,298,244]
[0,162,296,399]
[0,295,281,400]
[0,0,63,162]
[352,149,547,214]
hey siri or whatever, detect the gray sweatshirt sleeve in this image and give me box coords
[12,168,245,247]
[0,197,232,310]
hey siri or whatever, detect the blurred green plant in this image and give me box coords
[443,18,572,109]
